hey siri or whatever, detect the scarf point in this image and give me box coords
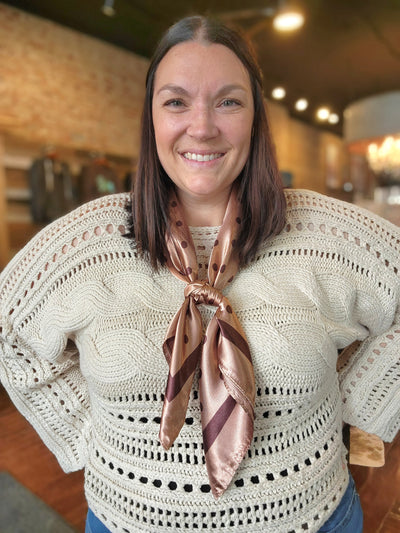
[159,432,172,451]
[211,486,224,500]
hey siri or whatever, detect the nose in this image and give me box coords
[186,105,219,140]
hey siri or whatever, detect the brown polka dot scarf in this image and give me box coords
[159,184,255,499]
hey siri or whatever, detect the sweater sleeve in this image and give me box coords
[338,319,400,442]
[334,208,400,442]
[286,190,400,443]
[0,193,130,472]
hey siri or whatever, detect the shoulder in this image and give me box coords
[284,188,369,221]
[0,193,135,302]
[49,192,132,232]
[278,188,400,278]
[284,188,400,242]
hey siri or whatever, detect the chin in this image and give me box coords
[187,186,223,199]
[187,178,234,196]
[180,180,219,196]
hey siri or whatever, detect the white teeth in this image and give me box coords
[183,152,221,161]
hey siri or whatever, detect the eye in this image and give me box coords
[220,98,241,108]
[164,99,185,108]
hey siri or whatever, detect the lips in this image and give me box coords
[182,151,224,162]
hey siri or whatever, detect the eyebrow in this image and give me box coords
[155,83,249,97]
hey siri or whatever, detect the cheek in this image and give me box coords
[231,127,253,175]
[234,121,253,159]
[152,114,164,145]
[152,106,168,148]
[153,127,170,167]
[227,112,253,149]
[153,115,180,154]
[152,120,180,178]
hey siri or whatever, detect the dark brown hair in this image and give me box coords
[129,15,286,269]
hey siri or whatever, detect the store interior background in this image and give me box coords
[0,0,399,531]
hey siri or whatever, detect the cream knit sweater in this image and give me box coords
[1,189,399,532]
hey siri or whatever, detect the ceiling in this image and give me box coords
[3,0,400,135]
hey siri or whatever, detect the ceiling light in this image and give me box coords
[102,0,116,16]
[273,4,304,32]
[316,107,330,121]
[272,87,286,99]
[295,98,308,111]
[217,3,305,39]
[328,113,340,124]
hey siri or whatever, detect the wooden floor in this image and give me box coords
[0,386,87,532]
[1,384,400,532]
[350,432,400,533]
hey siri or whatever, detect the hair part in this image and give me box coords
[128,15,286,269]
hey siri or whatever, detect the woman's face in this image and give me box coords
[152,40,254,209]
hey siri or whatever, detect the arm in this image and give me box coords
[338,317,400,442]
[287,190,400,442]
[0,193,130,471]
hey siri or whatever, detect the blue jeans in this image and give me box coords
[85,509,111,533]
[85,475,363,532]
[318,474,363,532]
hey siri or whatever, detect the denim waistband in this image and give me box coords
[318,474,363,533]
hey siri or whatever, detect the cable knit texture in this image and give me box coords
[0,190,399,532]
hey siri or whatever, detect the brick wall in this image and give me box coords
[0,4,148,158]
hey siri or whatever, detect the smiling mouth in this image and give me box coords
[182,152,224,162]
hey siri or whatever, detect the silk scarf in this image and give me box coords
[159,185,255,499]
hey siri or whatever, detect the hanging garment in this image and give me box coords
[29,157,76,223]
[78,159,121,203]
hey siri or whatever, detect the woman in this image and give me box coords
[0,15,398,533]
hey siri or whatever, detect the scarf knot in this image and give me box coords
[184,280,224,307]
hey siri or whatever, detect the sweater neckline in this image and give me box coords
[189,226,220,279]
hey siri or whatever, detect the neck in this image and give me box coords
[176,189,231,227]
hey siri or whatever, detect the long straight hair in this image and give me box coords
[129,16,286,269]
